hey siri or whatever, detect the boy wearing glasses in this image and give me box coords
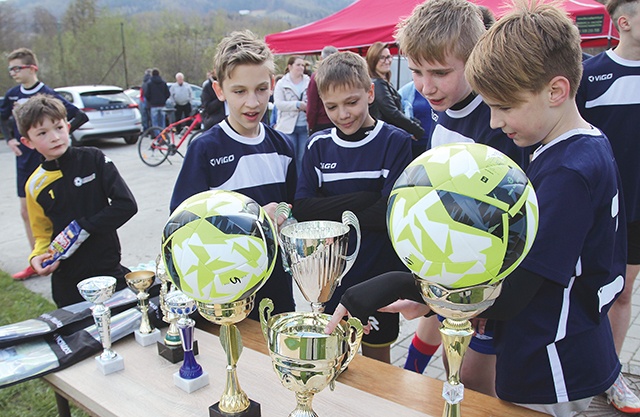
[1,47,87,280]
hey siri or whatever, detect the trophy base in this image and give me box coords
[134,328,162,346]
[173,370,209,393]
[157,340,199,363]
[95,354,124,375]
[209,399,261,417]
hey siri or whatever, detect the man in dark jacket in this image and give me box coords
[144,68,170,128]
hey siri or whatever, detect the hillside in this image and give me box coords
[10,0,354,25]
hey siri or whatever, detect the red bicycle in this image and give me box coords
[137,110,205,167]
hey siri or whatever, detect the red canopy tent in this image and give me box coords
[265,0,619,55]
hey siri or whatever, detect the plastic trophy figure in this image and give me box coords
[166,290,209,393]
[125,270,162,346]
[257,203,364,416]
[155,253,191,362]
[77,276,123,375]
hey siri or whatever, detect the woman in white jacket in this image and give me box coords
[274,56,310,172]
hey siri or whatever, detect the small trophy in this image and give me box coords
[156,254,194,362]
[77,276,124,375]
[197,296,261,417]
[274,203,361,313]
[125,270,162,346]
[260,299,363,417]
[165,290,209,393]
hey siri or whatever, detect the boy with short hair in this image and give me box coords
[170,30,296,320]
[1,47,87,280]
[576,3,640,411]
[327,1,627,415]
[293,51,413,363]
[16,94,137,308]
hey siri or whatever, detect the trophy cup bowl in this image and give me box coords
[166,290,209,393]
[124,270,159,337]
[259,298,363,417]
[275,203,361,313]
[77,276,123,374]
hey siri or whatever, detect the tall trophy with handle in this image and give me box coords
[386,143,539,416]
[162,190,279,417]
[257,203,363,417]
[125,270,162,346]
[77,276,123,375]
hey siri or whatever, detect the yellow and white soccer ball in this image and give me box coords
[387,143,539,289]
[162,190,277,303]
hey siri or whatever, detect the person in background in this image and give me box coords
[169,72,193,129]
[398,80,432,159]
[307,45,339,135]
[200,70,226,130]
[366,42,424,140]
[144,68,170,128]
[139,68,152,131]
[1,47,88,280]
[274,56,310,173]
[576,0,640,412]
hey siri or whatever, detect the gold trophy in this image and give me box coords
[125,270,162,346]
[257,203,363,416]
[77,276,124,375]
[259,299,362,417]
[197,296,260,416]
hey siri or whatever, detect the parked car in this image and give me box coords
[55,85,142,145]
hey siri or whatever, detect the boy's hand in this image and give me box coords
[7,138,22,156]
[378,299,431,320]
[325,303,373,335]
[262,202,291,227]
[31,253,60,276]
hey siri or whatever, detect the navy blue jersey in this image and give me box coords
[2,82,81,171]
[296,121,412,309]
[170,119,297,317]
[170,120,296,212]
[494,128,624,404]
[576,50,640,223]
[429,94,530,170]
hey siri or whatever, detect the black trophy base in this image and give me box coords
[157,340,199,364]
[209,399,261,417]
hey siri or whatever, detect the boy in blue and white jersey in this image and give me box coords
[170,30,296,320]
[576,3,640,411]
[326,3,628,416]
[293,51,412,363]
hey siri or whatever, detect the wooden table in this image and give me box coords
[44,319,546,416]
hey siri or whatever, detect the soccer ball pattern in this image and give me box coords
[387,143,538,289]
[162,190,277,303]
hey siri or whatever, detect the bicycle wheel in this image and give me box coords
[187,129,205,147]
[138,126,170,167]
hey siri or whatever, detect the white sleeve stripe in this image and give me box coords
[216,153,291,190]
[320,169,390,183]
[585,76,640,108]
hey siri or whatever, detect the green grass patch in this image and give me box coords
[0,270,89,417]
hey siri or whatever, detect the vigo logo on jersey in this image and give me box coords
[320,162,337,169]
[210,154,235,166]
[588,73,613,82]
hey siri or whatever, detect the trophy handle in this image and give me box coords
[274,202,293,273]
[258,298,274,341]
[340,317,364,375]
[339,211,361,285]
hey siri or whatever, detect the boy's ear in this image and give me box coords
[20,136,35,150]
[548,76,570,107]
[270,74,275,92]
[367,82,375,104]
[212,80,225,102]
[617,15,630,32]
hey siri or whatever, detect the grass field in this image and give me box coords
[0,270,89,417]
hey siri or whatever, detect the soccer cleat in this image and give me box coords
[606,373,640,414]
[12,265,37,280]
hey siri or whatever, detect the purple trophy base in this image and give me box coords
[178,318,203,379]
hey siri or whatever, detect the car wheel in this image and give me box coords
[124,135,138,145]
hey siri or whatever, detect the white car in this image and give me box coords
[55,85,142,145]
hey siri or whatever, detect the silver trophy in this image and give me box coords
[155,253,188,362]
[165,290,209,393]
[274,203,361,313]
[77,276,124,375]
